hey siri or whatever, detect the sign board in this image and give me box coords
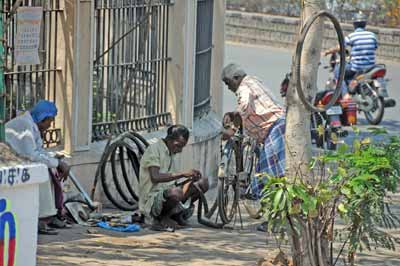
[14,7,43,65]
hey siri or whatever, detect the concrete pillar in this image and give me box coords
[167,0,197,128]
[72,0,93,151]
[55,0,92,154]
[210,0,225,118]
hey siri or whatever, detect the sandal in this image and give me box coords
[48,216,72,229]
[150,223,175,232]
[38,223,59,235]
[150,217,176,232]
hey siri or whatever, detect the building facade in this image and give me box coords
[2,0,225,202]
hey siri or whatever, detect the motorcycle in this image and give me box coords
[329,52,396,125]
[280,73,348,150]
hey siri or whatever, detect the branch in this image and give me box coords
[333,237,349,266]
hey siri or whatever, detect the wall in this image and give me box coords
[226,11,400,62]
[62,0,225,204]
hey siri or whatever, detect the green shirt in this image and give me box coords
[139,139,178,218]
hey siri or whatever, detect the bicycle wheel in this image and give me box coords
[218,140,240,224]
[294,11,346,113]
[241,140,263,219]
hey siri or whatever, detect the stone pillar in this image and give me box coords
[210,0,225,118]
[167,0,197,127]
[55,0,92,154]
[72,0,93,151]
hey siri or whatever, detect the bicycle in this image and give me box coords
[194,114,265,228]
[216,125,265,225]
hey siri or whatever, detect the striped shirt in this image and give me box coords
[345,28,378,71]
[236,76,285,143]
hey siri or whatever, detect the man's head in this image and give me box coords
[353,12,367,30]
[164,125,190,154]
[30,100,58,133]
[221,63,246,93]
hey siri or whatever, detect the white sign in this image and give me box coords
[15,7,43,65]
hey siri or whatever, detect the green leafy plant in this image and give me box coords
[261,130,400,266]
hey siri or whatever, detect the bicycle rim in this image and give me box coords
[218,145,240,224]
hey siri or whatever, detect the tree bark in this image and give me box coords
[285,0,326,265]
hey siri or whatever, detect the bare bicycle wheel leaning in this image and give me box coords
[294,11,346,113]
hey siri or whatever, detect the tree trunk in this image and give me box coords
[285,0,326,265]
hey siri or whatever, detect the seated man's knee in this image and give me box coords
[166,187,184,202]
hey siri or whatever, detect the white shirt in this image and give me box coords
[5,112,59,168]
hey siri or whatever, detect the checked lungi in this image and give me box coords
[251,117,286,198]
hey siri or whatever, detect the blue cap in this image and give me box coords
[30,100,58,123]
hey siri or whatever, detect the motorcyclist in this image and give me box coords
[324,12,378,99]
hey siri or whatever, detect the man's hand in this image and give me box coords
[182,169,202,181]
[223,112,242,129]
[57,160,70,181]
[222,128,236,141]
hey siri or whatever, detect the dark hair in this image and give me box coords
[166,124,190,141]
[353,21,366,29]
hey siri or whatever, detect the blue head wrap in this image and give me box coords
[30,100,58,123]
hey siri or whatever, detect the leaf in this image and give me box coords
[338,203,348,214]
[309,157,317,170]
[367,127,388,135]
[317,124,325,137]
[330,132,338,143]
[341,187,352,197]
[354,139,361,154]
[273,189,284,211]
[361,137,372,145]
[330,174,343,183]
[352,126,360,136]
[338,143,349,154]
[279,192,287,211]
[301,196,317,215]
[338,167,347,177]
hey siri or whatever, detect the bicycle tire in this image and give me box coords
[119,145,140,201]
[218,141,240,224]
[99,132,148,211]
[197,187,224,229]
[294,11,346,113]
[110,145,136,205]
[241,140,263,219]
[100,140,137,210]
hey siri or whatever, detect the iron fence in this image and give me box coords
[92,0,172,141]
[194,0,214,118]
[3,0,62,147]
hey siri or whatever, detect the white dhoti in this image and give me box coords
[38,178,57,218]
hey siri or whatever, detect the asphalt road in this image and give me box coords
[224,43,400,135]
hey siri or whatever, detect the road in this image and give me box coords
[224,43,400,134]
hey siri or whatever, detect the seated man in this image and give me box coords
[5,100,71,235]
[139,125,209,230]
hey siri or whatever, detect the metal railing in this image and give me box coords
[194,0,213,118]
[2,0,62,146]
[92,0,172,141]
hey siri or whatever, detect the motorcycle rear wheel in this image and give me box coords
[364,96,384,125]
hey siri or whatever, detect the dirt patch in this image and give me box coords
[36,192,400,266]
[0,142,29,167]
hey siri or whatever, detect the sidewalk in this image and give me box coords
[37,196,400,266]
[37,213,272,266]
